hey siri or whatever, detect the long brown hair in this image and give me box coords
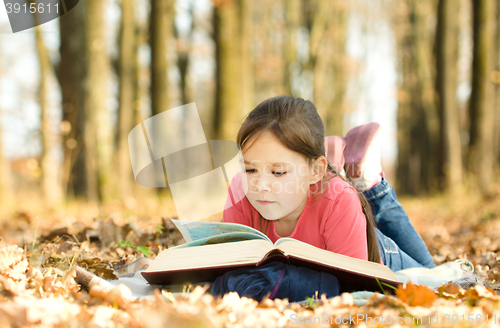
[237,96,380,263]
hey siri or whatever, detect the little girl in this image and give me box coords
[223,96,435,272]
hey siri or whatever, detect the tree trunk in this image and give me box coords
[174,3,193,106]
[85,0,113,201]
[468,0,496,195]
[148,0,174,196]
[176,37,191,106]
[34,21,63,207]
[394,0,415,193]
[56,3,87,199]
[495,0,500,163]
[117,0,136,201]
[213,0,248,140]
[435,0,462,192]
[324,0,348,136]
[251,1,286,99]
[150,0,174,116]
[132,15,156,203]
[284,0,301,96]
[307,0,330,119]
[413,0,439,193]
[134,21,147,126]
[239,0,254,111]
[394,0,439,195]
[302,0,348,136]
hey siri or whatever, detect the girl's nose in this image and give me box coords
[252,174,271,192]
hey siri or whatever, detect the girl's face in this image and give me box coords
[242,132,324,223]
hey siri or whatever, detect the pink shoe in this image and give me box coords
[344,122,382,191]
[324,136,346,174]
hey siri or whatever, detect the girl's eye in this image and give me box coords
[273,171,286,177]
[245,169,256,174]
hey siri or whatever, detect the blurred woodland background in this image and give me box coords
[0,0,499,212]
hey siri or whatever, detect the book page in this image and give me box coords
[171,219,271,243]
[146,239,274,272]
[273,237,299,247]
[276,240,398,282]
[172,232,273,249]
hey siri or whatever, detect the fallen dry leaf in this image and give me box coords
[0,245,29,280]
[0,193,498,328]
[396,282,438,307]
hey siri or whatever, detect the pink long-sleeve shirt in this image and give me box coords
[223,173,369,261]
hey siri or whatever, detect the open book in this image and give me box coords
[142,220,401,292]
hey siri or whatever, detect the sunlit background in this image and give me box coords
[0,0,497,210]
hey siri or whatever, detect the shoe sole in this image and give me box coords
[344,122,381,178]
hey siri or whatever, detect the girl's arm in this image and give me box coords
[322,186,369,261]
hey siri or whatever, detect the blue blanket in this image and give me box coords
[210,262,339,302]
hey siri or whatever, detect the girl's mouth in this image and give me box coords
[257,200,274,205]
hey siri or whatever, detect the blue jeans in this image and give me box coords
[363,178,435,271]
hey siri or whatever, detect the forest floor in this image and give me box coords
[1,186,500,327]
